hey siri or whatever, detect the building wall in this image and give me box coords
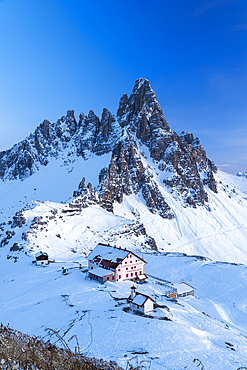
[116,254,145,281]
[177,290,195,298]
[88,271,116,283]
[36,260,48,266]
[88,271,104,283]
[143,299,154,314]
[168,292,176,299]
[130,299,154,314]
[88,252,146,282]
[130,302,144,314]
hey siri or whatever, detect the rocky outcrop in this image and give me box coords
[73,177,114,213]
[97,135,175,219]
[237,171,247,178]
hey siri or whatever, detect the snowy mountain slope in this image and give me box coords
[1,156,247,264]
[1,140,247,264]
[1,248,247,369]
[0,153,111,222]
[237,171,247,179]
[1,78,247,369]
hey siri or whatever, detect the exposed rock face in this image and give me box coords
[73,177,114,213]
[117,78,217,206]
[0,78,217,216]
[117,79,171,144]
[97,135,175,219]
[237,171,247,178]
[0,109,121,181]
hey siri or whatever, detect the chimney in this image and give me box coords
[131,285,136,300]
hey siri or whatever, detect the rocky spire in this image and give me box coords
[119,79,217,203]
[117,78,171,147]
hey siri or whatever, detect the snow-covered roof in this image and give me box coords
[173,282,196,294]
[131,292,155,307]
[87,244,146,268]
[35,251,48,258]
[89,267,115,278]
[132,294,147,306]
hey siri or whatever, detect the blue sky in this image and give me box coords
[0,0,246,174]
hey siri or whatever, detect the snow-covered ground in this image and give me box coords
[1,250,247,369]
[1,151,247,264]
[1,152,247,369]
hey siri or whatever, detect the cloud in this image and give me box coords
[218,164,230,167]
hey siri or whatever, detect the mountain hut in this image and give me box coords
[87,243,147,283]
[35,251,49,266]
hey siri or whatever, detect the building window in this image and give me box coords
[135,272,138,276]
[112,276,115,280]
[125,261,127,264]
[130,261,132,263]
[126,267,128,270]
[118,269,121,271]
[107,277,109,281]
[139,271,142,275]
[131,273,133,277]
[131,267,133,269]
[126,273,128,278]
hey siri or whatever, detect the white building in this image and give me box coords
[128,286,155,314]
[168,282,196,299]
[87,243,147,283]
[35,251,49,266]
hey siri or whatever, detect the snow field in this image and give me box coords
[1,251,247,369]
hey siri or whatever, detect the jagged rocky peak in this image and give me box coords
[0,78,217,212]
[117,78,171,144]
[0,107,121,181]
[116,78,217,203]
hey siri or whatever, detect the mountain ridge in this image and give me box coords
[0,78,217,216]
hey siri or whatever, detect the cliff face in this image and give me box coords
[116,78,217,206]
[0,78,217,217]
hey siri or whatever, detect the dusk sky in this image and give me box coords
[0,0,246,174]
